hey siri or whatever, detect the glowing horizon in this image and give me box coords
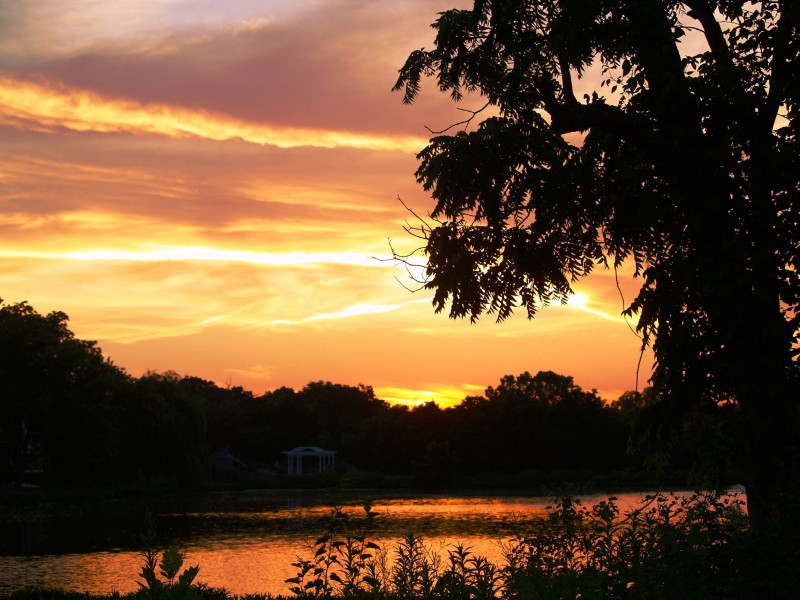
[0,0,653,407]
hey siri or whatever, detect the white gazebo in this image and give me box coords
[281,446,336,476]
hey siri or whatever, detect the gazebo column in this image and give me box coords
[282,447,336,476]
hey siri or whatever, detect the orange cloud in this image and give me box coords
[0,75,427,151]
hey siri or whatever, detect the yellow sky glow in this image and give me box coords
[375,384,485,408]
[0,246,393,267]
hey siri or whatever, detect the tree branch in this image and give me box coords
[683,0,737,72]
[535,21,658,155]
[555,43,577,105]
[763,1,797,131]
[425,102,492,134]
[549,98,658,154]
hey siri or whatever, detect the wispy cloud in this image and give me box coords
[0,245,392,267]
[304,302,402,322]
[0,75,427,151]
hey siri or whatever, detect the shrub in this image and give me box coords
[503,492,748,600]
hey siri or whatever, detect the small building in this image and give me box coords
[281,446,336,476]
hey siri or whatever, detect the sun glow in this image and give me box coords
[568,292,590,308]
[566,291,621,321]
[376,384,485,408]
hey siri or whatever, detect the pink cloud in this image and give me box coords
[3,0,472,136]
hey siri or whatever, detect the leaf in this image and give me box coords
[159,547,185,583]
[138,567,162,592]
[177,565,200,588]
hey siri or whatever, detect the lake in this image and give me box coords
[0,489,739,596]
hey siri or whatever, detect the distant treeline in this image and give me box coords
[1,300,649,489]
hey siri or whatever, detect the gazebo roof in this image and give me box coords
[281,446,336,456]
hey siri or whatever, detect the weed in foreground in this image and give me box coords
[286,504,386,597]
[134,510,206,600]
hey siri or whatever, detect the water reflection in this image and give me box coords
[0,490,726,596]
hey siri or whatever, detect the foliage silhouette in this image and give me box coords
[393,0,800,534]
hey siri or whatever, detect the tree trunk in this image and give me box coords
[733,292,799,536]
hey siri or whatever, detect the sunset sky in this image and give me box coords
[0,0,653,406]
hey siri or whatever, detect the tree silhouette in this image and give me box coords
[131,372,208,485]
[394,1,799,534]
[0,299,129,485]
[465,371,627,472]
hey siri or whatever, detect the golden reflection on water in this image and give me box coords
[0,491,742,596]
[0,552,142,595]
[0,538,509,596]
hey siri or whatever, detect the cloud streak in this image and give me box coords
[0,75,427,151]
[0,245,392,267]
